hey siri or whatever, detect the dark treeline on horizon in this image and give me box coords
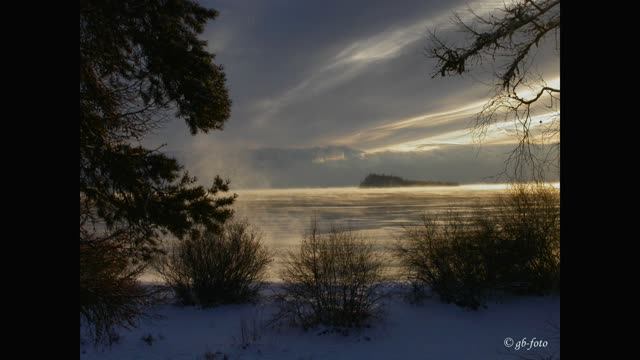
[359,173,458,188]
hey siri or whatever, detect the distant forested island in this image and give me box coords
[359,173,458,187]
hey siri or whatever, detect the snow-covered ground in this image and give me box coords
[80,284,560,360]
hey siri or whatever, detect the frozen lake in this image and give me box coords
[233,183,559,279]
[142,183,559,282]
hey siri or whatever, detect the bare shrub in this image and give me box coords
[155,219,272,307]
[494,184,560,293]
[396,184,559,309]
[275,220,386,329]
[395,212,493,309]
[80,241,156,345]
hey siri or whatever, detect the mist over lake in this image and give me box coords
[233,183,559,278]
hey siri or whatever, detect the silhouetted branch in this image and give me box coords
[428,0,560,181]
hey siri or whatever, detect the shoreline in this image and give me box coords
[232,182,560,193]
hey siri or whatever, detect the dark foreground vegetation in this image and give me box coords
[154,219,272,307]
[81,183,559,345]
[80,240,156,344]
[274,221,386,329]
[395,184,560,309]
[80,0,235,345]
[82,164,559,348]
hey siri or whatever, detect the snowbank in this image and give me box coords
[80,283,559,360]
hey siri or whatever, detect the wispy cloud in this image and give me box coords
[333,99,488,147]
[364,111,559,153]
[249,0,502,127]
[332,75,559,152]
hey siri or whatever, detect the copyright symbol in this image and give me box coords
[504,337,514,347]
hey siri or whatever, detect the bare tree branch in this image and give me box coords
[428,0,560,181]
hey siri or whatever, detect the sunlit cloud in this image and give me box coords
[365,111,559,153]
[330,75,559,152]
[333,99,488,147]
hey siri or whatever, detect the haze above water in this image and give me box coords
[233,183,559,278]
[141,183,559,282]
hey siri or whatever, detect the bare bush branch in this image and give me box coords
[428,0,560,181]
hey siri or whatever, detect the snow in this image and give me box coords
[80,283,560,360]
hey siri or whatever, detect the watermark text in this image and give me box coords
[503,337,549,351]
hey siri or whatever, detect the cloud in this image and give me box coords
[173,143,558,190]
[142,0,560,188]
[248,0,504,128]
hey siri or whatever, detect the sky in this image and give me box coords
[145,0,560,189]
